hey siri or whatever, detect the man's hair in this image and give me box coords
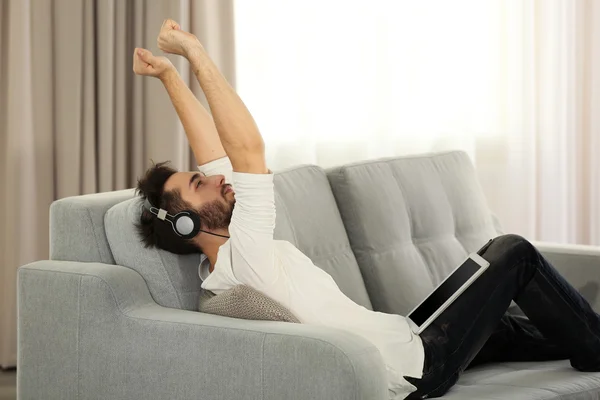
[135,161,201,255]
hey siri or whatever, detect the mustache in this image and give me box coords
[221,184,232,197]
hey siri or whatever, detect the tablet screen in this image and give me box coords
[408,257,483,326]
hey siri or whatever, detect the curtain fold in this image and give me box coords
[0,0,235,369]
[480,0,600,245]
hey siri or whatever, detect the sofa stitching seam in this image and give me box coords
[308,246,356,263]
[388,165,433,285]
[335,167,374,309]
[363,235,460,255]
[431,156,464,253]
[86,208,104,263]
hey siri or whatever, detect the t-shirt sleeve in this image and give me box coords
[197,157,233,185]
[228,171,278,286]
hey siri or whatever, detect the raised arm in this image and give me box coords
[132,47,226,166]
[157,19,268,175]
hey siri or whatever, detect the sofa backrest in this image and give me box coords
[49,151,500,315]
[272,166,372,309]
[99,165,372,311]
[50,189,135,264]
[327,151,501,315]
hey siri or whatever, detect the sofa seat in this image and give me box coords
[446,361,600,399]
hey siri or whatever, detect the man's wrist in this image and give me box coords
[158,67,178,83]
[183,41,206,61]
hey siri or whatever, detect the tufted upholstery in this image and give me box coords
[100,164,372,311]
[327,151,500,315]
[36,150,600,399]
[272,165,372,309]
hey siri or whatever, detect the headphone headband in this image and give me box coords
[144,199,168,221]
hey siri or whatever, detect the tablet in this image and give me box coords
[406,252,491,334]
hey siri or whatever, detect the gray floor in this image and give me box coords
[0,369,16,400]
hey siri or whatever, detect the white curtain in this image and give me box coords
[234,0,600,246]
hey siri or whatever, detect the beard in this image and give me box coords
[195,197,235,231]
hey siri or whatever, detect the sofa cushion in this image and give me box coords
[198,285,300,323]
[446,360,600,399]
[104,164,372,311]
[273,165,372,309]
[327,150,501,315]
[105,197,203,310]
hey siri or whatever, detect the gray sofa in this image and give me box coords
[18,150,600,399]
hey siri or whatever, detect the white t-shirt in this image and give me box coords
[197,157,424,399]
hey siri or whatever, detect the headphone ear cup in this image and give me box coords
[173,210,202,240]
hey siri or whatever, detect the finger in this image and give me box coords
[136,48,154,64]
[161,18,179,31]
[133,48,144,66]
[134,47,147,58]
[165,18,178,29]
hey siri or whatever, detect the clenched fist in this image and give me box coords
[157,19,201,57]
[132,48,174,79]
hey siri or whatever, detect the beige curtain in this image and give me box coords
[0,0,235,369]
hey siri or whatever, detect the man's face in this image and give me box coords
[163,171,235,230]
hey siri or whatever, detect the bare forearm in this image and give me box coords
[186,45,266,171]
[159,69,226,165]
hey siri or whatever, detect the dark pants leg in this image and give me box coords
[405,234,600,399]
[467,313,570,368]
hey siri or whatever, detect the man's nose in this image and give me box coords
[212,175,225,187]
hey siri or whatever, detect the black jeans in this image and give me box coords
[405,234,600,399]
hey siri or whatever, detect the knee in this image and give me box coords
[484,234,538,263]
[495,234,530,249]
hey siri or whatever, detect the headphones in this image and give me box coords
[143,199,230,240]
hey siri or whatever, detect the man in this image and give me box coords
[134,19,600,399]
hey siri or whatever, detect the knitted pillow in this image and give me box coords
[198,285,300,323]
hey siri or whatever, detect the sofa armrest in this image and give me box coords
[18,261,388,400]
[532,241,600,312]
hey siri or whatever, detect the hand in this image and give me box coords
[132,48,174,79]
[157,19,201,57]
